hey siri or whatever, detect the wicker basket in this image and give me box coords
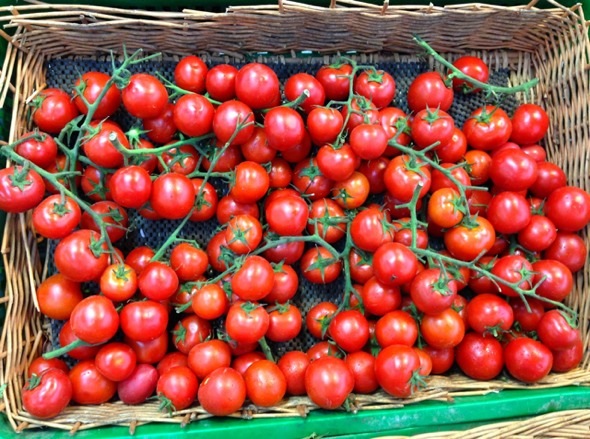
[0,0,589,435]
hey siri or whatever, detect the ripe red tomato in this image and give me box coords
[354,69,396,109]
[172,315,211,355]
[143,103,177,144]
[278,351,309,396]
[463,105,512,150]
[489,148,538,191]
[349,123,388,160]
[305,356,354,409]
[120,300,168,342]
[122,73,168,119]
[22,368,72,419]
[361,277,400,316]
[125,246,155,275]
[375,310,418,347]
[451,56,489,93]
[544,232,587,273]
[517,215,557,252]
[225,302,269,344]
[240,127,276,163]
[69,295,119,345]
[537,310,579,351]
[188,339,232,380]
[230,161,269,204]
[551,334,583,373]
[265,263,299,304]
[264,106,306,151]
[36,273,82,320]
[16,131,58,169]
[345,351,378,394]
[486,191,531,234]
[266,303,303,343]
[411,108,455,150]
[307,107,344,146]
[315,63,353,101]
[225,214,263,254]
[407,72,453,112]
[213,100,256,146]
[58,321,100,361]
[0,166,45,214]
[157,352,188,376]
[31,88,79,134]
[150,173,195,220]
[444,217,496,261]
[173,93,214,137]
[328,310,369,353]
[125,332,168,364]
[244,360,287,407]
[81,200,129,243]
[27,357,69,378]
[384,155,431,202]
[232,352,266,376]
[532,259,573,303]
[74,71,120,119]
[421,308,465,349]
[466,293,514,335]
[545,186,590,232]
[529,161,567,198]
[373,242,418,287]
[175,55,208,93]
[266,194,309,236]
[157,366,199,411]
[300,246,342,284]
[95,342,137,382]
[191,284,229,320]
[375,345,421,397]
[206,64,238,101]
[284,73,325,113]
[410,268,457,315]
[198,367,246,416]
[455,332,503,380]
[69,360,117,405]
[306,301,338,340]
[316,143,357,182]
[117,364,158,405]
[510,104,549,145]
[169,243,208,282]
[350,206,393,252]
[235,63,280,110]
[231,255,274,301]
[427,188,463,229]
[108,166,152,209]
[138,261,179,301]
[491,255,533,298]
[54,229,109,282]
[504,337,553,383]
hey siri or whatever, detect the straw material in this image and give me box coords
[0,0,589,434]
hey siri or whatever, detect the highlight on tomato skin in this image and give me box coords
[6,44,588,421]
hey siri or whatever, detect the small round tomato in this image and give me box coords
[142,103,177,144]
[213,100,256,146]
[315,63,352,101]
[138,261,179,301]
[307,107,344,146]
[206,64,238,101]
[345,351,378,394]
[27,357,69,378]
[407,72,453,112]
[466,293,514,335]
[300,246,342,284]
[410,268,457,315]
[225,214,263,254]
[384,155,431,203]
[372,242,418,287]
[100,263,137,302]
[231,255,274,301]
[125,333,168,364]
[232,351,266,376]
[240,127,276,163]
[81,200,129,243]
[421,308,465,349]
[491,255,533,298]
[191,283,229,320]
[545,186,590,232]
[455,332,503,380]
[544,232,587,273]
[120,300,168,342]
[58,321,100,361]
[244,360,287,407]
[537,310,579,351]
[292,158,333,201]
[108,166,152,209]
[157,366,199,411]
[225,302,269,344]
[264,107,306,151]
[529,161,567,198]
[284,72,325,113]
[175,55,208,93]
[463,105,512,151]
[552,335,583,373]
[354,69,395,109]
[278,351,309,396]
[69,360,117,405]
[486,191,531,234]
[375,310,418,347]
[266,194,309,236]
[305,356,354,409]
[188,339,232,380]
[504,337,553,383]
[174,93,214,137]
[451,56,489,93]
[74,71,120,119]
[32,195,81,240]
[517,215,556,252]
[428,188,464,229]
[95,342,137,382]
[411,108,455,150]
[157,352,188,376]
[230,161,269,204]
[122,73,168,119]
[0,166,45,214]
[31,88,79,134]
[328,310,369,353]
[117,364,158,405]
[316,143,357,182]
[266,303,302,343]
[16,131,58,169]
[198,367,246,416]
[349,124,388,160]
[306,301,338,340]
[54,229,109,282]
[375,345,421,397]
[150,173,195,220]
[444,217,496,262]
[510,104,549,145]
[22,368,72,419]
[125,246,155,275]
[69,295,119,345]
[532,259,573,303]
[235,63,280,110]
[172,315,212,355]
[308,198,346,243]
[362,277,401,317]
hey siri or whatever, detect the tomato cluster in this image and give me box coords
[6,49,590,420]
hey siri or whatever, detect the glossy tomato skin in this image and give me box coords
[22,369,72,419]
[81,200,129,243]
[198,367,247,416]
[172,315,212,355]
[491,255,533,298]
[354,70,396,109]
[74,71,120,119]
[384,155,431,203]
[489,149,538,192]
[191,284,229,320]
[510,104,549,145]
[266,194,309,237]
[69,360,117,405]
[350,206,394,252]
[532,259,573,303]
[213,100,256,146]
[95,342,137,382]
[373,242,418,287]
[175,55,208,93]
[264,107,306,151]
[0,166,45,214]
[411,109,455,150]
[316,143,357,182]
[157,366,199,411]
[517,215,557,252]
[266,303,302,343]
[109,166,152,209]
[59,321,101,361]
[206,64,238,101]
[138,261,179,301]
[277,351,309,396]
[188,339,232,380]
[504,337,553,383]
[544,232,587,273]
[284,73,325,113]
[125,332,168,364]
[235,63,280,110]
[36,273,82,320]
[375,310,418,348]
[444,217,496,262]
[120,300,169,342]
[407,72,453,112]
[32,88,79,134]
[174,94,214,137]
[315,63,353,101]
[157,352,188,376]
[117,364,158,405]
[305,356,354,410]
[362,277,401,317]
[231,161,270,204]
[27,357,69,378]
[143,103,177,144]
[300,246,342,284]
[486,191,531,234]
[16,131,58,169]
[551,335,583,372]
[421,308,465,349]
[451,56,489,92]
[231,255,274,301]
[69,295,119,345]
[463,105,512,151]
[455,332,503,380]
[375,345,421,398]
[244,360,287,407]
[122,73,168,119]
[529,162,567,198]
[328,310,369,353]
[150,173,195,220]
[345,351,379,394]
[544,186,590,232]
[537,310,579,351]
[225,302,269,344]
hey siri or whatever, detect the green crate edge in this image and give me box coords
[1,0,590,437]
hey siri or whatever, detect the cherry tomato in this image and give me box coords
[122,73,168,119]
[69,295,119,345]
[407,72,453,112]
[375,345,421,397]
[15,131,58,169]
[188,339,232,380]
[244,360,287,407]
[22,368,72,419]
[73,71,120,119]
[504,337,553,383]
[198,367,246,416]
[157,366,199,411]
[305,356,354,409]
[451,56,489,93]
[175,55,208,93]
[510,104,549,145]
[117,364,158,405]
[31,88,79,134]
[455,332,503,380]
[69,360,117,405]
[235,63,280,110]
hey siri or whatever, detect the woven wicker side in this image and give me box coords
[0,0,589,434]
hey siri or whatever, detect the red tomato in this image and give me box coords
[73,71,120,119]
[175,55,208,93]
[264,106,306,151]
[266,303,303,343]
[27,357,69,378]
[69,360,116,405]
[421,309,465,349]
[444,217,496,261]
[206,64,238,102]
[316,143,357,182]
[125,333,168,364]
[22,368,72,419]
[537,310,579,351]
[240,127,276,163]
[174,93,214,137]
[108,166,152,209]
[36,273,82,320]
[188,339,232,380]
[120,300,169,342]
[328,310,369,353]
[265,263,299,304]
[545,186,590,232]
[466,293,514,334]
[455,332,503,380]
[125,246,155,275]
[198,367,246,416]
[410,268,457,315]
[213,100,256,146]
[300,246,342,284]
[69,295,119,345]
[235,63,280,110]
[278,351,309,396]
[489,148,538,191]
[99,263,137,302]
[266,194,309,237]
[451,56,489,93]
[138,261,179,301]
[143,103,177,144]
[510,104,549,145]
[95,342,137,382]
[244,360,287,407]
[529,162,567,198]
[58,321,100,361]
[411,108,455,150]
[306,301,338,340]
[551,335,583,373]
[157,366,199,411]
[354,69,396,109]
[80,200,129,243]
[384,155,431,202]
[307,107,344,146]
[0,166,45,213]
[230,161,269,204]
[350,206,393,252]
[544,232,587,273]
[517,215,557,252]
[231,255,274,301]
[373,242,418,287]
[225,302,269,344]
[407,72,453,112]
[122,73,168,119]
[191,284,229,320]
[532,259,573,303]
[232,352,266,376]
[504,337,553,383]
[284,73,325,113]
[315,63,352,101]
[16,131,57,169]
[491,255,533,298]
[305,356,354,409]
[157,352,188,376]
[150,173,195,220]
[292,158,334,201]
[172,315,211,355]
[31,88,79,134]
[375,345,421,397]
[463,105,512,151]
[375,310,418,348]
[362,277,401,317]
[486,191,532,234]
[117,364,158,405]
[346,351,379,394]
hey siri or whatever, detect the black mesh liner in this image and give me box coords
[45,57,517,355]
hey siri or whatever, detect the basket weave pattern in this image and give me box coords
[0,0,589,435]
